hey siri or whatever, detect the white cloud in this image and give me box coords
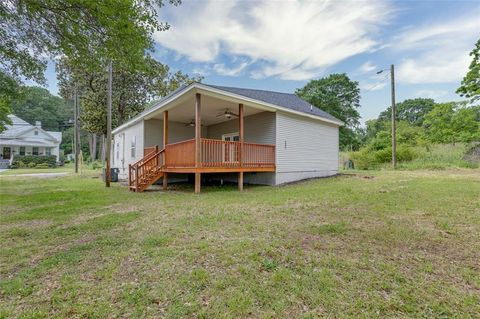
[155,0,392,80]
[213,62,249,76]
[394,12,480,84]
[414,89,448,100]
[359,61,378,74]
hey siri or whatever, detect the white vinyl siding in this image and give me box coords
[275,111,339,184]
[206,111,275,144]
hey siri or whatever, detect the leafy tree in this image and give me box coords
[1,0,180,128]
[57,55,201,135]
[451,105,480,143]
[296,73,361,149]
[457,39,480,102]
[0,71,19,132]
[423,103,456,144]
[423,102,479,144]
[378,98,435,127]
[11,86,72,131]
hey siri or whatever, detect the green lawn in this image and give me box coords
[1,170,479,318]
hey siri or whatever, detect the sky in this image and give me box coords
[40,0,480,124]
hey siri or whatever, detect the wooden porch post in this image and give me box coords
[195,93,202,193]
[163,110,168,190]
[238,103,244,191]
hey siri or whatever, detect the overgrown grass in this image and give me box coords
[343,143,479,170]
[393,143,479,170]
[1,170,479,318]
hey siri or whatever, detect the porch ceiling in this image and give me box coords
[146,91,268,126]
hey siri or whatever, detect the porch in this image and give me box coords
[127,93,276,193]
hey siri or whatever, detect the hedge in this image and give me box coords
[12,155,57,168]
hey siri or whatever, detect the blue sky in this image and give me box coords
[41,0,480,123]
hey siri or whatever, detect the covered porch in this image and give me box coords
[129,92,276,193]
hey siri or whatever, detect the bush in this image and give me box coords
[350,145,418,170]
[35,163,51,169]
[90,160,103,170]
[27,162,37,168]
[12,155,57,168]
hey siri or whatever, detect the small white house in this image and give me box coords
[0,115,62,167]
[112,83,342,192]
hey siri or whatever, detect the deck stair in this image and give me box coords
[129,146,165,192]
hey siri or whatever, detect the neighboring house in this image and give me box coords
[0,115,62,167]
[112,83,343,193]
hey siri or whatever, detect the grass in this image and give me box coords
[1,169,479,318]
[0,163,100,176]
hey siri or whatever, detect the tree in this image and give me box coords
[0,71,19,132]
[457,39,480,102]
[423,102,479,144]
[296,73,361,149]
[378,98,435,127]
[56,55,201,135]
[11,86,72,131]
[451,105,480,143]
[1,0,180,129]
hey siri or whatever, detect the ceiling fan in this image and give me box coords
[216,109,238,119]
[183,119,204,127]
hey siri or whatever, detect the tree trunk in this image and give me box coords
[92,134,97,161]
[88,133,94,161]
[100,134,106,163]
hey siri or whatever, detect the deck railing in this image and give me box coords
[164,139,196,168]
[129,148,164,187]
[154,138,275,169]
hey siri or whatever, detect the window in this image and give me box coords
[46,148,51,156]
[34,130,38,136]
[131,136,136,158]
[32,147,39,155]
[19,147,25,155]
[116,142,120,160]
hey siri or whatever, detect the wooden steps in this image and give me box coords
[129,146,165,192]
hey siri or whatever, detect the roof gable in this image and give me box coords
[113,83,343,134]
[206,85,340,123]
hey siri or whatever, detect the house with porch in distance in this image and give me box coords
[0,115,62,168]
[112,83,343,193]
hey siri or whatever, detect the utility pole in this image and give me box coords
[105,60,112,187]
[73,86,79,174]
[390,64,396,169]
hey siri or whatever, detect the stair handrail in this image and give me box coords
[129,148,164,188]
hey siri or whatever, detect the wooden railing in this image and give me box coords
[162,138,275,168]
[165,139,195,168]
[144,146,158,157]
[242,142,275,168]
[129,148,164,188]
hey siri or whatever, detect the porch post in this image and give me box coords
[238,103,244,191]
[163,110,168,190]
[195,93,202,193]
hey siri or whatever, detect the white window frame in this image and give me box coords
[130,136,136,159]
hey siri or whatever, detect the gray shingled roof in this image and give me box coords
[206,84,340,123]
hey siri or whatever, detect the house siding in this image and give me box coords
[275,111,339,184]
[113,120,144,179]
[206,112,276,185]
[206,111,275,144]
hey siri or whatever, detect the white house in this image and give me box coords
[112,83,342,193]
[0,115,62,167]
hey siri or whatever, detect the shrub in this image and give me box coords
[12,155,57,168]
[35,163,50,169]
[90,161,103,170]
[27,162,37,168]
[350,145,418,170]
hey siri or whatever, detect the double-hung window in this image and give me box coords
[131,136,136,158]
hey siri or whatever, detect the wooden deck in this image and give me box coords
[129,139,275,192]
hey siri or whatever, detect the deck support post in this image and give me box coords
[195,93,202,193]
[163,111,168,190]
[239,103,244,191]
[238,172,244,191]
